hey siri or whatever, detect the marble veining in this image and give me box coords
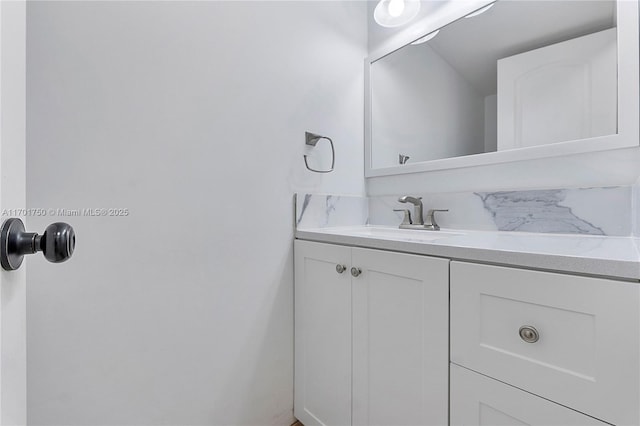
[476,190,605,235]
[296,193,312,225]
[295,193,368,229]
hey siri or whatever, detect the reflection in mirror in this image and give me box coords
[370,0,617,169]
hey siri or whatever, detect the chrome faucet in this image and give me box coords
[396,196,448,231]
[398,196,424,225]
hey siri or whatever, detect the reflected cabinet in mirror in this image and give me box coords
[365,0,639,177]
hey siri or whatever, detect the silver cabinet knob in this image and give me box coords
[336,264,346,274]
[350,267,362,277]
[519,325,539,343]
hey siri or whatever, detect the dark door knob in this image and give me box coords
[0,218,75,271]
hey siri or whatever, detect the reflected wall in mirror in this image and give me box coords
[369,0,618,170]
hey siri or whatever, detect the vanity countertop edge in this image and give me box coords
[295,227,640,281]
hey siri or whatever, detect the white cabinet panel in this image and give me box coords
[450,261,640,425]
[294,240,351,426]
[352,249,449,426]
[451,364,608,426]
[294,241,450,426]
[498,28,617,150]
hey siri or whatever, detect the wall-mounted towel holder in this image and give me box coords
[304,131,335,173]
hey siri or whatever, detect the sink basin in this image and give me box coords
[321,226,464,243]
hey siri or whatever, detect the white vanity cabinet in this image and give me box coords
[294,240,449,426]
[450,261,640,425]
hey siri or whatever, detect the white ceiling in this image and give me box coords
[419,0,616,96]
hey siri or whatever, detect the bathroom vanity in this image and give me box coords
[294,0,640,423]
[293,226,640,426]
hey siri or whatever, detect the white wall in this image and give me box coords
[634,178,640,237]
[26,2,366,424]
[484,94,497,152]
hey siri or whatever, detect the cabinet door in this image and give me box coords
[294,240,351,426]
[451,364,608,426]
[351,248,449,426]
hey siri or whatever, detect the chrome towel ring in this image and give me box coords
[304,131,335,173]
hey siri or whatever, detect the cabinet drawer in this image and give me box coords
[450,261,640,425]
[451,364,608,426]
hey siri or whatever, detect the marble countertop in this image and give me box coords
[295,226,640,280]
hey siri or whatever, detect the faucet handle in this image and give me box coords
[393,209,412,226]
[426,209,449,231]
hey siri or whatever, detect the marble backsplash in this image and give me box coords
[295,193,368,229]
[297,185,634,236]
[370,186,632,236]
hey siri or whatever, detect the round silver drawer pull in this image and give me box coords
[336,264,346,274]
[350,267,362,277]
[519,325,539,343]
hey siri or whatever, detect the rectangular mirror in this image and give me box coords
[365,0,639,176]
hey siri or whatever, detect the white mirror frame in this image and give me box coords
[364,0,639,178]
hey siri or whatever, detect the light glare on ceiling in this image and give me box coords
[374,0,421,28]
[387,0,405,17]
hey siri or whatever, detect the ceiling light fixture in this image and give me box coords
[374,0,421,28]
[464,2,495,18]
[411,29,439,45]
